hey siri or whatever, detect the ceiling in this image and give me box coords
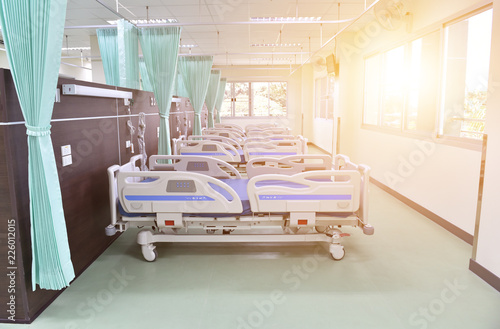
[62,0,378,66]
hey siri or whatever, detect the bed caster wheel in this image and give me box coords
[315,226,327,233]
[105,225,117,236]
[363,224,374,235]
[141,244,158,262]
[329,244,345,260]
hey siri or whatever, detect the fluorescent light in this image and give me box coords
[62,84,133,101]
[251,43,301,47]
[107,18,178,25]
[250,17,321,22]
[62,47,91,51]
[251,57,292,62]
[179,44,199,48]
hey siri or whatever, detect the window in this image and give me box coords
[363,7,493,143]
[363,30,441,134]
[221,82,287,117]
[440,9,493,140]
[315,75,335,119]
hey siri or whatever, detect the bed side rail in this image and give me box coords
[188,135,242,150]
[214,123,244,133]
[149,155,241,179]
[117,170,243,215]
[243,140,303,162]
[247,170,361,213]
[246,154,333,178]
[106,155,143,235]
[334,154,371,230]
[175,139,241,163]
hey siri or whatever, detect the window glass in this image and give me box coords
[234,82,249,117]
[269,82,287,116]
[363,54,381,125]
[405,31,440,132]
[221,82,287,117]
[440,9,492,139]
[381,46,405,129]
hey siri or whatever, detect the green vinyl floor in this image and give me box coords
[3,183,499,329]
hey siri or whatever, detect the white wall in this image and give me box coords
[1,48,93,81]
[334,0,492,236]
[475,0,500,278]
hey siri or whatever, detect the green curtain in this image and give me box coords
[215,78,227,123]
[204,70,221,128]
[0,0,75,290]
[174,70,189,98]
[117,19,140,90]
[139,57,153,92]
[177,56,214,135]
[96,28,119,86]
[139,27,181,156]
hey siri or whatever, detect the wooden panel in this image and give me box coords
[0,67,195,323]
[0,124,29,322]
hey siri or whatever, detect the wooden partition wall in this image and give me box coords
[0,69,193,323]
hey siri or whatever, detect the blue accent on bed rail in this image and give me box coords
[125,195,215,201]
[249,152,297,156]
[258,194,351,201]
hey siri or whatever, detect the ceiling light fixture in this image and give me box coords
[61,47,91,51]
[179,44,199,48]
[250,17,321,22]
[251,43,301,47]
[107,18,178,25]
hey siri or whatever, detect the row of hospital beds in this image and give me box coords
[172,123,307,165]
[106,151,374,262]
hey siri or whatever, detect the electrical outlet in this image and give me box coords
[157,127,160,138]
[61,145,71,156]
[62,155,72,167]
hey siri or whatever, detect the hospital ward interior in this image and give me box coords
[0,0,500,328]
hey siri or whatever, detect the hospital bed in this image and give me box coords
[214,123,244,134]
[173,138,243,163]
[202,127,246,144]
[244,135,308,154]
[106,154,374,262]
[245,123,277,133]
[243,140,305,162]
[246,127,291,137]
[246,154,333,178]
[174,136,307,165]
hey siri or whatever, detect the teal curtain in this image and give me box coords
[117,19,140,89]
[139,57,153,92]
[177,56,214,135]
[139,27,181,156]
[205,70,221,128]
[0,0,75,290]
[96,28,119,86]
[215,78,227,123]
[174,70,189,98]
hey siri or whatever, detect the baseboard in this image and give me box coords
[371,178,474,245]
[469,259,500,293]
[308,143,332,155]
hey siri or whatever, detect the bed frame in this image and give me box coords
[106,154,374,262]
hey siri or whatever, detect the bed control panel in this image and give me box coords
[187,161,209,172]
[167,180,196,193]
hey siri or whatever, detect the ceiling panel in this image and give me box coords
[61,0,374,66]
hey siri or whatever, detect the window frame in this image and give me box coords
[221,81,288,118]
[314,74,335,121]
